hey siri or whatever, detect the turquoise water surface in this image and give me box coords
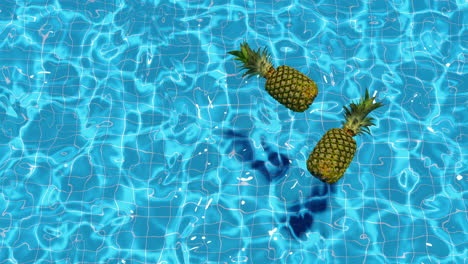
[0,0,466,263]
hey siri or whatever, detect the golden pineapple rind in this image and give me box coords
[265,65,318,112]
[307,128,356,184]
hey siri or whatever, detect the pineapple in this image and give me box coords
[307,90,383,184]
[229,42,318,112]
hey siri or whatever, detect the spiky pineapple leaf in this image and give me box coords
[342,89,384,136]
[228,41,274,78]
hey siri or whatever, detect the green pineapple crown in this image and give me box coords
[342,89,383,136]
[228,41,274,78]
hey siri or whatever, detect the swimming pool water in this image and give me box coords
[0,0,466,263]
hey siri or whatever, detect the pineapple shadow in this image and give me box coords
[226,128,333,240]
[287,184,337,240]
[225,129,290,182]
[252,144,290,183]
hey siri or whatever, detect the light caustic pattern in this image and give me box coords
[0,0,466,263]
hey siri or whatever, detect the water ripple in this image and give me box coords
[0,0,465,263]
